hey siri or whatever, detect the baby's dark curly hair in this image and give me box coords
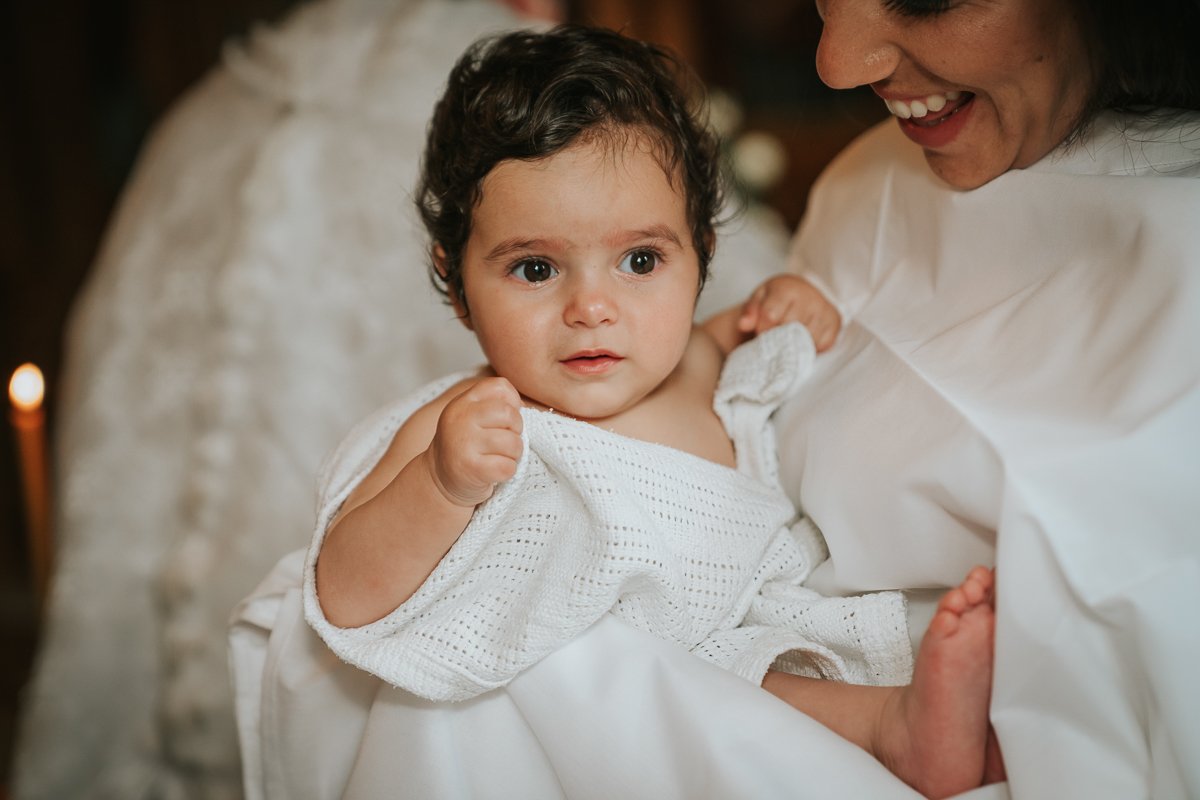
[415,24,724,308]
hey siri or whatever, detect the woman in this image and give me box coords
[753,0,1200,797]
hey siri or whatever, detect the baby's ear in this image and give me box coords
[433,244,473,330]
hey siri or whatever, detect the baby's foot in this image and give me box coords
[878,566,997,799]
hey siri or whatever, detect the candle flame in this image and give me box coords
[9,363,45,412]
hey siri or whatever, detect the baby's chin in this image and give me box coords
[520,392,641,425]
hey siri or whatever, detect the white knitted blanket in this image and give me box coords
[304,324,912,701]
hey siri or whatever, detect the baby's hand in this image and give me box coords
[426,377,524,508]
[738,275,841,352]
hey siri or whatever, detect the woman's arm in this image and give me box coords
[315,377,524,627]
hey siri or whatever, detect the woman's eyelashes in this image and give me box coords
[508,249,664,283]
[882,0,953,18]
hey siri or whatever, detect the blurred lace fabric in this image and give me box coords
[12,1,788,797]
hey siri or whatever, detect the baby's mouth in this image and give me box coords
[562,350,622,372]
[884,91,974,127]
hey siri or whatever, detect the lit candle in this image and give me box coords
[9,363,52,604]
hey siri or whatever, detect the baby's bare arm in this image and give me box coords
[699,305,754,356]
[315,377,524,627]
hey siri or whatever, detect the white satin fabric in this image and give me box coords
[779,112,1200,799]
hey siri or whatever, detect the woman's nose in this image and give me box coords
[563,278,617,328]
[814,0,900,89]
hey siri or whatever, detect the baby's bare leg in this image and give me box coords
[762,567,998,799]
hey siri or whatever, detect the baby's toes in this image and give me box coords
[927,605,962,638]
[960,576,987,606]
[938,585,968,616]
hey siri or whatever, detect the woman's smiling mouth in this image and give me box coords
[881,90,977,150]
[883,91,973,125]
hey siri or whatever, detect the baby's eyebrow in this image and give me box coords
[482,225,683,262]
[483,237,568,262]
[608,224,683,248]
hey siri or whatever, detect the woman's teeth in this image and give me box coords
[885,91,962,120]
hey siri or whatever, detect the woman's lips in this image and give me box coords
[561,351,623,374]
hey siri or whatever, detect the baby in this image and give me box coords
[312,25,999,799]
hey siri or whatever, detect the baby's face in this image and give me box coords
[456,135,700,422]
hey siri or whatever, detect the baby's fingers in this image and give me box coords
[474,394,524,436]
[806,305,842,352]
[471,429,524,485]
[810,323,837,352]
[737,286,766,332]
[477,424,524,461]
[472,377,524,418]
[752,295,796,334]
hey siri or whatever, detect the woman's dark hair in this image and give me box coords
[1075,0,1200,122]
[415,24,724,308]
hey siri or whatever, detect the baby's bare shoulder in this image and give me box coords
[643,328,726,419]
[641,327,734,466]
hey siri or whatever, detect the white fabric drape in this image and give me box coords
[234,551,931,800]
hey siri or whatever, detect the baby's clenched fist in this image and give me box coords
[426,377,524,508]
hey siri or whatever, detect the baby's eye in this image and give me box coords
[619,250,659,275]
[511,259,558,283]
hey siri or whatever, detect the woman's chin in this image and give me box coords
[923,150,1009,191]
